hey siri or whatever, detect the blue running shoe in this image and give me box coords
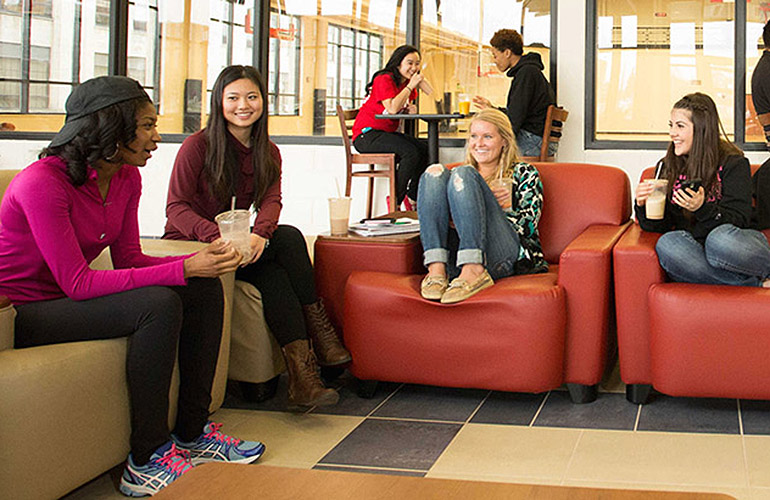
[119,441,192,497]
[172,421,265,465]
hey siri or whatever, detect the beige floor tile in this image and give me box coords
[744,435,770,488]
[563,479,747,499]
[62,471,124,500]
[212,408,364,468]
[428,423,581,482]
[565,430,747,488]
[752,487,770,499]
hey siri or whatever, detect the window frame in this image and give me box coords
[585,0,757,152]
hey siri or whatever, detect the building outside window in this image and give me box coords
[325,24,382,115]
[267,10,301,116]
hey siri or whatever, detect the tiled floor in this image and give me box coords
[65,369,770,499]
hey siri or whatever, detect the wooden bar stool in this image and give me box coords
[336,105,397,218]
[520,105,569,162]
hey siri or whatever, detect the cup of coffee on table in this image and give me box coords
[645,179,668,220]
[215,209,253,263]
[328,197,352,236]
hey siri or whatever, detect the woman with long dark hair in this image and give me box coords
[635,92,770,286]
[352,44,430,210]
[165,65,349,410]
[0,76,264,497]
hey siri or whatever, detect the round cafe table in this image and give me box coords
[375,113,465,165]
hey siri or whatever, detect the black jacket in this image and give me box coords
[502,52,555,137]
[635,155,753,241]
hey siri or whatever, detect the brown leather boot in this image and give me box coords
[302,300,352,366]
[282,339,339,410]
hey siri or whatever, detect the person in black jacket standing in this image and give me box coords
[750,20,770,229]
[473,29,555,157]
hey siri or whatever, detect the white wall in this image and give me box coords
[2,0,768,238]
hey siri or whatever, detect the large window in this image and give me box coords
[590,0,764,149]
[326,24,382,114]
[268,10,301,116]
[420,0,553,138]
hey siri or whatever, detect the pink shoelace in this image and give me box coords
[204,422,241,446]
[158,444,193,475]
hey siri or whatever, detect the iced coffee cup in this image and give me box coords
[645,179,668,220]
[328,197,352,236]
[215,209,253,263]
[489,177,514,209]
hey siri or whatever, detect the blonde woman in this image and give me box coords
[416,108,547,304]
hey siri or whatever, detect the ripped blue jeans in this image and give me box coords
[417,164,521,280]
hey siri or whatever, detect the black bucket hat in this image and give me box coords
[49,76,150,148]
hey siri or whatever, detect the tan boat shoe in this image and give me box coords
[440,270,494,304]
[420,274,449,300]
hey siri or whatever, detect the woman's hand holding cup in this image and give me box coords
[243,233,267,266]
[473,96,491,110]
[407,72,424,91]
[183,239,241,278]
[635,181,654,206]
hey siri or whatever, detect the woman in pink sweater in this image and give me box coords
[0,76,264,497]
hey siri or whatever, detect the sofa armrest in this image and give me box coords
[613,222,666,385]
[557,222,631,385]
[0,296,14,351]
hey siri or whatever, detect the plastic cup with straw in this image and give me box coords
[328,178,351,236]
[489,166,513,209]
[215,195,253,262]
[645,159,668,220]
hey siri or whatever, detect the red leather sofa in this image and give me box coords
[316,163,631,403]
[614,165,770,404]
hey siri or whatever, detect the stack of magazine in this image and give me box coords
[348,217,420,237]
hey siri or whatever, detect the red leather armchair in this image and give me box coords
[614,165,770,404]
[335,163,632,403]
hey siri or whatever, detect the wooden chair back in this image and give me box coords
[335,105,397,218]
[521,105,569,162]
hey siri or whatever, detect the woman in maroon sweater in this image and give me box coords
[164,65,350,410]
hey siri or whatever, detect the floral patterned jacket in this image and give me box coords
[501,161,548,273]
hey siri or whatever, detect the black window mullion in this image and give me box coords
[735,0,746,146]
[109,0,128,75]
[20,0,31,112]
[585,0,597,149]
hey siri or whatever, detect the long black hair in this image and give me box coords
[661,92,741,196]
[39,97,151,186]
[364,44,420,96]
[205,65,279,209]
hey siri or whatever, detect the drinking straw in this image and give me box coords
[231,196,236,212]
[334,178,342,198]
[653,159,664,180]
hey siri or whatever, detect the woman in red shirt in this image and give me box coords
[165,66,349,411]
[352,44,430,210]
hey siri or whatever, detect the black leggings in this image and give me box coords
[14,278,223,465]
[235,225,317,347]
[353,129,429,202]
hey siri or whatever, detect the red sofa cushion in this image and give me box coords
[344,270,566,393]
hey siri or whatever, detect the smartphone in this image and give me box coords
[679,178,702,192]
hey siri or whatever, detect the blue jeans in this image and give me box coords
[517,128,558,157]
[417,165,521,280]
[655,224,770,286]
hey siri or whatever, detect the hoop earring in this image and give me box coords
[105,143,120,162]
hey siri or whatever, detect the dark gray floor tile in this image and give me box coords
[741,400,770,435]
[470,391,546,425]
[534,391,637,430]
[637,396,739,434]
[311,372,401,416]
[319,418,462,470]
[371,384,487,422]
[312,465,425,477]
[222,376,292,412]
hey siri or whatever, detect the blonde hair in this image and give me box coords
[464,108,520,180]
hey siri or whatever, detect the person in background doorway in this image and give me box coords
[750,20,770,229]
[352,44,430,211]
[473,29,556,158]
